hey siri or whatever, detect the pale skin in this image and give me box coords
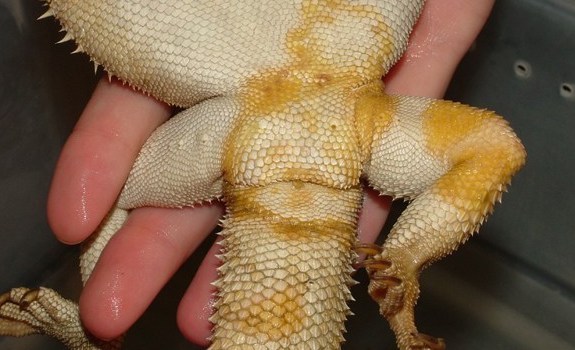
[46,0,494,347]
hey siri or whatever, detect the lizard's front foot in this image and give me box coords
[356,244,445,350]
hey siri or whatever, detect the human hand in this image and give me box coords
[46,0,494,346]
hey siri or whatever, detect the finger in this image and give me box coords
[78,203,223,340]
[385,0,495,97]
[47,78,171,244]
[177,239,222,347]
[356,189,392,261]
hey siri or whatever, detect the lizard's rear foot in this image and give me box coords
[0,287,119,349]
[405,332,446,350]
[355,244,406,317]
[0,287,60,337]
[355,244,445,350]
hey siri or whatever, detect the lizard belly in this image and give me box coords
[223,83,364,189]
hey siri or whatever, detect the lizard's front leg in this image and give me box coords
[0,96,239,349]
[355,83,525,349]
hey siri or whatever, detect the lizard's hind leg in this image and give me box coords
[355,88,525,349]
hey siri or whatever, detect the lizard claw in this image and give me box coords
[354,242,383,257]
[16,288,41,309]
[357,257,392,271]
[360,253,406,318]
[355,248,407,321]
[355,245,407,317]
[354,243,392,274]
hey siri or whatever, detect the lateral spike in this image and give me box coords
[93,61,100,74]
[37,8,55,20]
[71,44,83,54]
[56,32,73,44]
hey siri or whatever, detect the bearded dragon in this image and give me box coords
[0,1,525,349]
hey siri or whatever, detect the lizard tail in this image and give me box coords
[210,182,362,349]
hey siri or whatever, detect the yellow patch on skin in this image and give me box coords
[433,149,507,213]
[244,70,303,116]
[353,81,396,162]
[423,100,495,159]
[236,287,307,341]
[423,100,526,221]
[269,219,356,246]
[287,0,394,83]
[226,182,361,244]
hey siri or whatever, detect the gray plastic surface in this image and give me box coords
[0,0,92,293]
[1,0,574,349]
